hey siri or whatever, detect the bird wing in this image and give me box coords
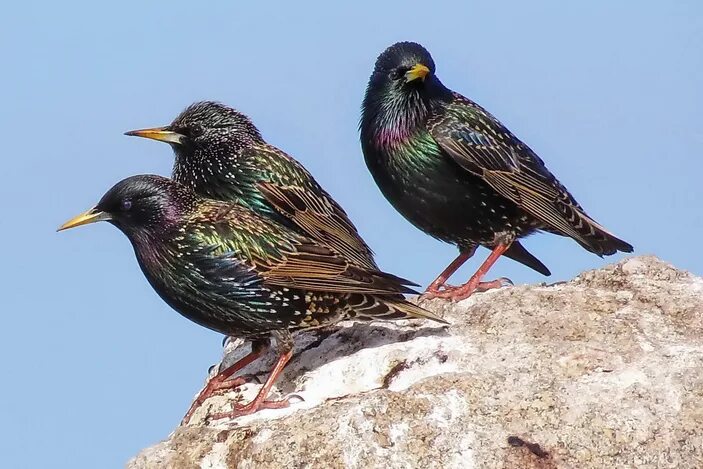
[428,94,622,252]
[250,145,378,271]
[187,202,417,295]
[258,182,378,270]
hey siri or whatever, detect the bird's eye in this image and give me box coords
[121,199,132,211]
[188,123,204,138]
[174,123,203,139]
[389,68,405,80]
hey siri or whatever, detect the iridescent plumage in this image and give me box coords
[126,102,379,271]
[360,42,633,300]
[58,175,443,422]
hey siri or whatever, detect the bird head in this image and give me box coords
[365,42,445,101]
[361,42,450,141]
[125,101,264,172]
[58,175,195,239]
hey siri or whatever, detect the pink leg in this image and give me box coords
[208,348,294,421]
[424,247,477,295]
[181,340,267,425]
[431,243,513,302]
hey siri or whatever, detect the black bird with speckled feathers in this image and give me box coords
[125,101,378,271]
[360,42,633,301]
[58,175,444,423]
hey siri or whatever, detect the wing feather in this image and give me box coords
[249,145,379,271]
[186,202,417,295]
[428,93,631,254]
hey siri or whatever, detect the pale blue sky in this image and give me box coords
[2,1,701,467]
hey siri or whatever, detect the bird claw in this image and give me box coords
[421,283,458,300]
[209,374,261,397]
[426,276,514,302]
[285,393,305,404]
[180,374,260,425]
[476,277,512,290]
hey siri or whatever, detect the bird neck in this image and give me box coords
[172,145,247,196]
[127,224,192,304]
[126,222,175,262]
[362,90,430,153]
[172,144,283,220]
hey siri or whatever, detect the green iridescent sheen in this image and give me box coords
[360,41,632,280]
[129,101,378,270]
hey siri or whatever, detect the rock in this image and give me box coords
[127,256,703,469]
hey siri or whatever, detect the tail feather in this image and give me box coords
[585,232,633,256]
[376,271,421,289]
[349,294,448,324]
[503,241,551,276]
[566,208,634,256]
[343,265,420,295]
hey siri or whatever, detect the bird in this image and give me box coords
[360,41,633,301]
[58,175,444,424]
[124,101,378,271]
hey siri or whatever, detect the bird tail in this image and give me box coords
[562,207,634,256]
[349,294,448,324]
[503,241,551,276]
[376,271,421,290]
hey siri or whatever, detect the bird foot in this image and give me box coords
[207,375,262,398]
[426,277,513,302]
[207,394,303,422]
[181,374,255,425]
[421,283,458,299]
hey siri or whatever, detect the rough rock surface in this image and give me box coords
[128,256,703,469]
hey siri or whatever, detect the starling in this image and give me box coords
[360,42,633,301]
[125,101,378,271]
[58,175,444,424]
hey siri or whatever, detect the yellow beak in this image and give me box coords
[124,126,185,145]
[57,208,112,232]
[405,63,430,82]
